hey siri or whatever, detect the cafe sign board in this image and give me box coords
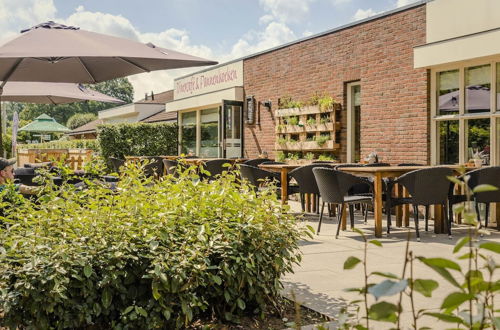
[174,61,243,100]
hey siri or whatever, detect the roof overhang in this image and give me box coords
[414,28,500,68]
[165,86,244,113]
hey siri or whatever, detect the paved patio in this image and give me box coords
[282,201,500,329]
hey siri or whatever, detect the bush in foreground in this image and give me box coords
[0,163,309,329]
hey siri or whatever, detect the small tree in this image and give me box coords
[66,113,97,130]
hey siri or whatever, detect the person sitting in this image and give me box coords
[0,158,38,195]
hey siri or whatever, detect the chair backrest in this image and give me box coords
[363,163,391,167]
[466,166,500,203]
[289,164,326,194]
[202,159,231,180]
[312,161,336,164]
[109,157,125,173]
[14,167,37,185]
[24,162,52,169]
[183,155,199,159]
[334,163,363,169]
[162,159,179,177]
[261,161,286,165]
[239,164,280,188]
[140,156,164,178]
[244,158,271,167]
[396,167,454,205]
[313,167,369,204]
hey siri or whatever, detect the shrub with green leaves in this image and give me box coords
[0,162,309,329]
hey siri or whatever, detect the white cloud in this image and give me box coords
[258,0,313,24]
[332,0,352,5]
[353,8,380,21]
[259,14,274,25]
[396,0,419,7]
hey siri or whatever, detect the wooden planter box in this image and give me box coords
[275,142,303,151]
[277,125,304,134]
[301,140,339,151]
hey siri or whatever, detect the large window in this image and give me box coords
[200,108,219,157]
[433,61,499,165]
[180,111,196,154]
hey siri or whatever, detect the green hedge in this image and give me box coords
[18,139,99,150]
[98,122,178,160]
[0,164,308,328]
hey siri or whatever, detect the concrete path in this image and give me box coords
[282,201,500,329]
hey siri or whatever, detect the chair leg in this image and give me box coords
[386,202,392,234]
[413,205,420,241]
[448,200,454,227]
[364,203,369,224]
[300,193,305,212]
[475,202,482,228]
[316,195,320,215]
[336,203,345,239]
[485,203,490,228]
[444,203,452,238]
[425,205,429,232]
[317,202,325,234]
[348,204,355,229]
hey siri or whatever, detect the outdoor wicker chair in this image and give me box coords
[140,156,164,178]
[14,167,37,185]
[313,167,373,237]
[386,167,454,240]
[244,158,271,167]
[398,163,425,166]
[289,164,326,213]
[260,161,286,165]
[448,166,500,228]
[239,164,298,197]
[109,157,125,173]
[201,159,232,181]
[363,162,391,167]
[162,159,180,177]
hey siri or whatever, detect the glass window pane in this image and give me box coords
[465,64,490,113]
[233,106,241,139]
[353,85,361,162]
[438,70,459,115]
[438,121,459,164]
[180,111,196,155]
[200,108,219,157]
[467,118,490,165]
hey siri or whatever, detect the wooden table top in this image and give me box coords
[258,162,338,171]
[339,165,476,173]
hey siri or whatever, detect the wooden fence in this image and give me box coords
[16,149,93,170]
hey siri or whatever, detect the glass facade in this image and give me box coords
[180,111,196,155]
[467,119,490,165]
[465,65,490,113]
[438,69,459,115]
[438,121,459,164]
[200,108,219,157]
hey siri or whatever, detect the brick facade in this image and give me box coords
[243,5,428,164]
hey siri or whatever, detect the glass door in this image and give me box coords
[222,100,243,158]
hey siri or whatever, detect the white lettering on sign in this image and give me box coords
[174,61,243,99]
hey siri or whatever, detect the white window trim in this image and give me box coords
[347,81,361,163]
[431,59,499,166]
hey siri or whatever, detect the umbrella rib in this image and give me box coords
[117,57,150,73]
[0,58,24,89]
[77,57,97,83]
[47,96,58,105]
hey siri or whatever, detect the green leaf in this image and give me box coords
[152,281,161,300]
[237,298,246,310]
[212,275,222,285]
[441,292,474,311]
[101,288,112,309]
[344,256,361,270]
[83,264,92,278]
[123,306,134,315]
[368,279,407,300]
[424,312,464,324]
[419,258,461,271]
[479,242,500,254]
[418,260,461,288]
[453,237,470,254]
[473,184,498,194]
[371,271,399,279]
[368,301,398,323]
[149,240,159,250]
[413,279,439,297]
[135,306,148,317]
[369,240,382,247]
[447,176,463,186]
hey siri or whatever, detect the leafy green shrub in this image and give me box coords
[66,113,97,129]
[318,153,335,161]
[0,163,308,329]
[98,122,178,159]
[18,139,99,150]
[276,151,286,162]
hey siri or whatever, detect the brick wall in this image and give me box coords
[243,5,428,164]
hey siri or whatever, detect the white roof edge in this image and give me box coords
[174,0,431,81]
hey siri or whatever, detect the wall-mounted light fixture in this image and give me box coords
[262,100,272,109]
[245,95,256,124]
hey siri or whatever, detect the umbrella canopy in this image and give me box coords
[0,21,218,83]
[439,85,500,112]
[0,82,125,104]
[18,114,70,133]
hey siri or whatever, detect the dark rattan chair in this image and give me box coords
[289,164,326,212]
[244,158,271,167]
[162,159,180,178]
[313,167,373,237]
[14,167,37,185]
[386,167,454,240]
[260,161,286,165]
[449,166,500,228]
[398,163,425,166]
[363,163,391,167]
[109,157,125,173]
[239,164,298,197]
[140,156,164,178]
[201,159,232,181]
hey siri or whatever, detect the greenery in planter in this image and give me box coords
[318,153,335,161]
[304,152,315,161]
[320,115,331,125]
[0,162,311,329]
[288,116,299,126]
[278,96,303,109]
[307,92,336,111]
[276,151,286,162]
[287,153,300,161]
[315,134,330,147]
[278,137,288,145]
[339,171,500,329]
[306,117,316,126]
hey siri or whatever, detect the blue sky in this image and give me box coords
[0,0,419,99]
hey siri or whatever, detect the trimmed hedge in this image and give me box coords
[18,139,99,150]
[98,122,178,160]
[0,163,309,328]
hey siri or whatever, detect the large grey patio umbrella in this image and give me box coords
[0,82,125,104]
[0,21,218,153]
